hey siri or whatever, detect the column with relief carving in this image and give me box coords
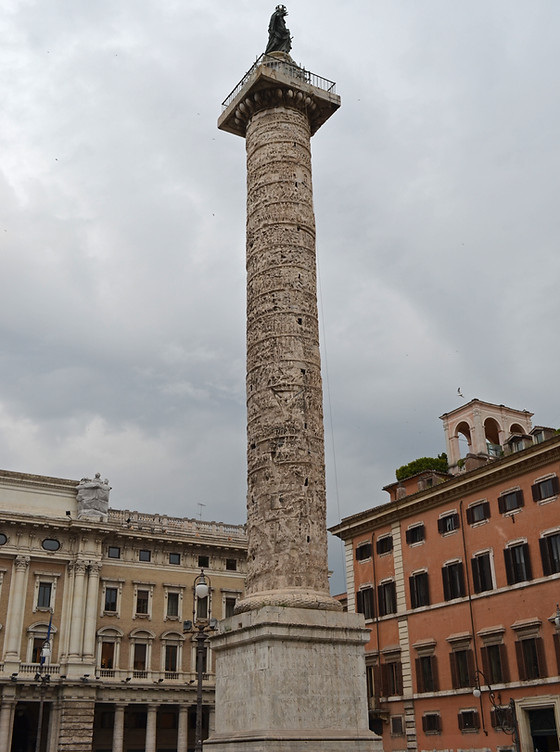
[82,562,101,660]
[4,556,30,663]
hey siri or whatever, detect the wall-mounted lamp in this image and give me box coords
[554,603,560,630]
[10,673,18,682]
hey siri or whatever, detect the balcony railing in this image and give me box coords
[108,508,246,540]
[19,663,60,676]
[222,53,336,111]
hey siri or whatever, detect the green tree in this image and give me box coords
[395,453,448,481]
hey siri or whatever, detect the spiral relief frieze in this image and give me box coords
[242,101,337,608]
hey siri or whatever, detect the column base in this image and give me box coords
[206,606,382,752]
[205,730,381,752]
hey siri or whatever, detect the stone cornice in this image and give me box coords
[330,435,560,540]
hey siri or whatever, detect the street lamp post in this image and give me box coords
[183,570,217,752]
[34,610,53,752]
[473,669,520,752]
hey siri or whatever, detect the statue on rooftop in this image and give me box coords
[76,472,111,521]
[265,5,292,54]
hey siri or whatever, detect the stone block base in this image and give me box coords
[205,731,380,752]
[205,606,383,752]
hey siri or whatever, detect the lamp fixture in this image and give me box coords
[194,570,209,600]
[555,603,560,630]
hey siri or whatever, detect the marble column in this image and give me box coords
[4,555,30,661]
[145,705,158,752]
[177,705,189,752]
[208,50,382,752]
[112,704,126,752]
[82,562,101,659]
[0,692,16,752]
[67,559,87,659]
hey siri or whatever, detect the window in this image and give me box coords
[101,641,115,669]
[165,644,178,672]
[438,512,459,534]
[410,571,430,608]
[491,706,516,732]
[376,536,393,555]
[198,555,209,568]
[442,561,465,600]
[481,643,510,684]
[498,490,524,514]
[365,663,376,701]
[515,637,547,680]
[104,587,118,613]
[225,558,237,571]
[108,546,121,559]
[466,501,490,524]
[32,637,46,664]
[355,542,372,561]
[169,552,181,565]
[101,580,122,617]
[42,538,60,551]
[37,582,52,609]
[422,713,441,734]
[0,533,7,545]
[27,624,56,664]
[416,655,439,693]
[381,660,403,696]
[458,710,480,732]
[225,596,237,618]
[390,716,404,736]
[471,552,494,593]
[540,532,560,575]
[133,643,147,671]
[504,543,532,584]
[450,649,474,688]
[356,587,375,620]
[532,476,559,502]
[167,592,179,618]
[136,590,149,615]
[378,581,397,616]
[406,524,425,545]
[139,549,151,562]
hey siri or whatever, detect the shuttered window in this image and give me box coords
[504,543,532,584]
[539,533,560,576]
[498,490,524,513]
[532,476,559,502]
[515,637,547,680]
[442,561,465,600]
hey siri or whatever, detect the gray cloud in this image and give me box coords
[2,1,560,595]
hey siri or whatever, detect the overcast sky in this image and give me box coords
[2,1,559,593]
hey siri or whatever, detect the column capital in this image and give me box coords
[14,556,30,571]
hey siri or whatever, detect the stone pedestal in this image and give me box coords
[205,606,382,752]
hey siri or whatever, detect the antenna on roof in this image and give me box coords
[197,502,206,520]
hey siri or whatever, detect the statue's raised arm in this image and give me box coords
[265,5,292,54]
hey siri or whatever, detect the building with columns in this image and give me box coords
[0,467,246,752]
[331,399,560,752]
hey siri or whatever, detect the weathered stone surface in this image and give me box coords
[242,104,335,610]
[76,473,110,521]
[213,57,382,752]
[57,697,95,752]
[206,606,382,752]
